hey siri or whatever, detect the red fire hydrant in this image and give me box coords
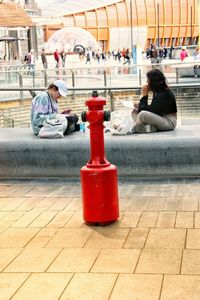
[80,91,119,225]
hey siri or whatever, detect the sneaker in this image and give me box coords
[146,124,157,133]
[134,124,157,133]
[105,128,111,133]
[131,128,135,134]
[133,124,146,133]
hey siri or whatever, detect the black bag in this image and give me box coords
[64,114,79,135]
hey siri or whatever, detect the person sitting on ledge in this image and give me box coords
[31,80,79,136]
[131,69,177,133]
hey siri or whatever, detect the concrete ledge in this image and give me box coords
[0,126,200,179]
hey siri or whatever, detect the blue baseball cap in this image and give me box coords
[54,80,67,97]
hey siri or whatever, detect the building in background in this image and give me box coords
[38,0,199,52]
[0,0,41,59]
[0,1,35,61]
[1,0,198,59]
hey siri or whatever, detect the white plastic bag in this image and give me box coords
[38,114,68,138]
[105,106,134,136]
[111,115,134,135]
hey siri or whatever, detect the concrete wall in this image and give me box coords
[1,126,200,180]
[0,90,137,127]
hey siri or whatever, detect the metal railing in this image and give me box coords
[0,81,200,95]
[0,60,200,101]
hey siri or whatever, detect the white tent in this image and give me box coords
[35,0,121,16]
[45,27,99,52]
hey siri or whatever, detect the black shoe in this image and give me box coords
[105,128,111,133]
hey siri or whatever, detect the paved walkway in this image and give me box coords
[0,179,200,299]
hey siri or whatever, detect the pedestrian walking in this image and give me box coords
[27,49,35,76]
[180,46,189,61]
[60,49,66,68]
[193,47,200,77]
[117,49,121,63]
[150,45,158,66]
[96,50,101,63]
[101,52,107,62]
[41,48,48,69]
[169,45,174,59]
[85,51,91,64]
[123,49,131,65]
[163,47,168,59]
[53,49,60,68]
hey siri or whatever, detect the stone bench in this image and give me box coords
[0,126,200,180]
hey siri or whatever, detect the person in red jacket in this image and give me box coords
[53,49,60,68]
[180,46,189,61]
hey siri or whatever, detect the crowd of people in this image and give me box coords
[60,48,133,66]
[23,47,134,71]
[146,44,174,64]
[78,48,132,65]
[23,44,200,74]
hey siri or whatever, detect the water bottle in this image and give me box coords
[80,122,85,133]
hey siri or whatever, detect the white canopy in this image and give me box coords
[45,27,99,52]
[35,0,121,16]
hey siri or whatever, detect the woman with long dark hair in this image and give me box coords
[132,69,177,133]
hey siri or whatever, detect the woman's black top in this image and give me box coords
[138,89,177,116]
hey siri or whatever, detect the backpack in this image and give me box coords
[24,54,28,62]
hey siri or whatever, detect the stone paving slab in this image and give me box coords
[0,179,200,299]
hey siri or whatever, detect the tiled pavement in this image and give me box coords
[1,179,200,299]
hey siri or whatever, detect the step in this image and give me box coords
[0,126,200,180]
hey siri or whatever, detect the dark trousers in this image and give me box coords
[64,114,79,135]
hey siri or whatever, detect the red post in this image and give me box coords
[80,91,119,225]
